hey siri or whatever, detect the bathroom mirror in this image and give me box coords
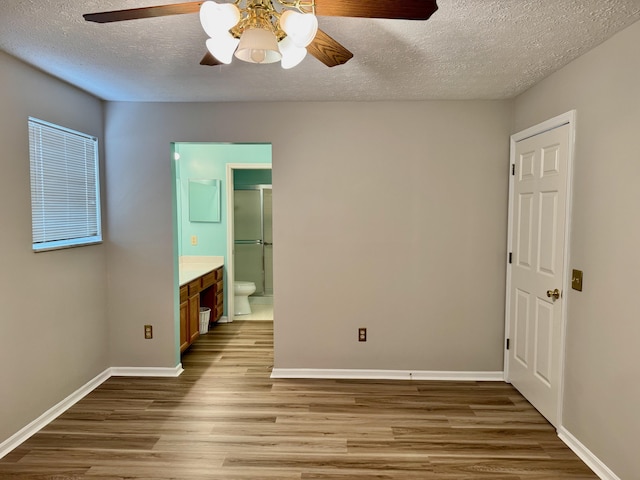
[189,179,221,222]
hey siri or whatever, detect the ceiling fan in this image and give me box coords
[84,0,438,69]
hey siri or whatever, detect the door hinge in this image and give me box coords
[508,252,512,264]
[511,164,515,175]
[506,338,510,350]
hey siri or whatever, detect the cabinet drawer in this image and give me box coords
[201,270,217,289]
[179,285,188,303]
[188,279,201,296]
[216,290,224,307]
[215,267,223,281]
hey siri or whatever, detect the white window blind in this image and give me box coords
[29,118,102,251]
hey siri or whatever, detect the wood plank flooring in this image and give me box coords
[0,321,597,479]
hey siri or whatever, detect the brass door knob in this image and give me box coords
[546,288,561,300]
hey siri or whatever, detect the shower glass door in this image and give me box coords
[234,186,272,296]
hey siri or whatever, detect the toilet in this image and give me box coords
[234,281,256,315]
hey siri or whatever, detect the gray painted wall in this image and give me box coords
[104,100,513,372]
[514,20,640,480]
[0,51,108,444]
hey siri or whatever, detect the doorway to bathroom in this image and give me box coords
[226,164,274,322]
[172,143,272,358]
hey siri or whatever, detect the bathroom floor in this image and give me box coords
[235,296,273,321]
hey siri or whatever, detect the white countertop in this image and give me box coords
[179,256,224,286]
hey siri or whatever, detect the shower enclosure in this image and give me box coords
[234,186,273,296]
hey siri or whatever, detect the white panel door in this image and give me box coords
[508,123,570,427]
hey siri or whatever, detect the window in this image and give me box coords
[28,118,102,251]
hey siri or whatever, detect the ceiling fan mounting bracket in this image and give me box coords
[228,0,315,40]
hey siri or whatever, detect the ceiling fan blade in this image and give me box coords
[314,0,438,20]
[200,51,223,66]
[84,1,204,23]
[307,29,353,67]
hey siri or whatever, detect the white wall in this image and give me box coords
[514,20,640,480]
[104,100,513,372]
[0,51,108,445]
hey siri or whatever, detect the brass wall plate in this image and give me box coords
[572,269,583,291]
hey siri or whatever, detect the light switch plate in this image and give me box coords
[572,269,583,291]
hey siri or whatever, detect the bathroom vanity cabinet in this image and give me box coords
[201,266,224,323]
[180,265,224,353]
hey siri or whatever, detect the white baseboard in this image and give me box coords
[0,363,184,460]
[109,364,184,377]
[0,368,111,460]
[271,368,504,381]
[217,316,230,324]
[558,427,620,480]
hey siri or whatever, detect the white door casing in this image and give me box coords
[505,112,575,428]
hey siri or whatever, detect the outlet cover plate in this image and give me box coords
[358,328,367,342]
[572,269,583,291]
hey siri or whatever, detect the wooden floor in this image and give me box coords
[0,321,597,479]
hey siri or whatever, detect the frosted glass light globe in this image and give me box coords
[279,10,318,47]
[279,36,307,69]
[200,1,240,38]
[206,33,240,64]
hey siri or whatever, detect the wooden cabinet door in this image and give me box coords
[188,294,200,344]
[214,284,224,321]
[179,300,189,352]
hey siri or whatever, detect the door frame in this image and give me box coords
[225,163,272,322]
[503,110,577,427]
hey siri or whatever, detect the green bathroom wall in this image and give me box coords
[174,143,272,259]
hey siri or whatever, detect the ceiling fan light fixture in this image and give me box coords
[206,34,240,64]
[279,10,318,47]
[85,0,438,70]
[200,1,241,37]
[235,27,282,64]
[279,36,307,69]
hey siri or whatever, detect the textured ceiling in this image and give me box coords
[1,0,639,102]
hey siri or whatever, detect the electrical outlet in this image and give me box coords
[144,325,153,339]
[358,328,367,342]
[191,235,198,246]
